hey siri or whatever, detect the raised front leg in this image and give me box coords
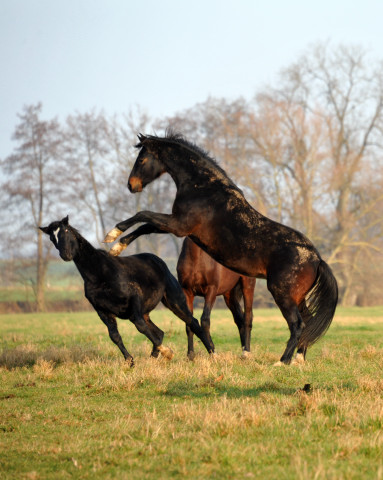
[104,210,195,248]
[98,311,134,366]
[106,224,166,256]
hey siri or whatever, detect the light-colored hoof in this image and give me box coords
[158,345,174,360]
[291,353,305,365]
[273,360,285,367]
[109,242,127,256]
[240,350,251,360]
[104,227,123,243]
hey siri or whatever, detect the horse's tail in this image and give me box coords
[298,259,338,350]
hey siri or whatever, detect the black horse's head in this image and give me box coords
[39,215,78,261]
[128,134,166,193]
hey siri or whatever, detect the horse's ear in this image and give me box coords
[135,133,147,148]
[62,215,69,225]
[39,226,50,234]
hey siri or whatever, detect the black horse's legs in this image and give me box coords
[98,312,134,365]
[131,310,174,360]
[143,314,166,358]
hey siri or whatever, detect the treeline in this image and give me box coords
[1,43,383,309]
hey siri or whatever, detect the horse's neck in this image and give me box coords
[160,146,234,191]
[73,237,103,282]
[159,149,199,187]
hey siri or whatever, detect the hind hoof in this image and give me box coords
[291,353,305,365]
[158,345,174,360]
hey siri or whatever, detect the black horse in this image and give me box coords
[104,131,338,365]
[177,237,256,360]
[40,216,214,365]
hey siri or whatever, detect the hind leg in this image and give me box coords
[200,287,217,349]
[183,290,197,360]
[268,281,305,365]
[130,298,173,360]
[223,285,247,352]
[143,314,169,358]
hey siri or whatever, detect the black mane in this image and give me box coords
[136,129,242,193]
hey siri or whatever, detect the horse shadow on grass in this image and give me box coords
[162,380,297,399]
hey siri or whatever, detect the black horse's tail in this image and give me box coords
[298,259,338,349]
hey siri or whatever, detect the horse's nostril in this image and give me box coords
[127,182,132,192]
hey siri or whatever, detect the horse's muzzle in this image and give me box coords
[128,176,143,193]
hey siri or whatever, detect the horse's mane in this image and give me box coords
[136,129,242,193]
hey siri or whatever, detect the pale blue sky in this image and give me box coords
[1,0,383,158]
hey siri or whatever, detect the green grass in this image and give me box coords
[1,307,383,479]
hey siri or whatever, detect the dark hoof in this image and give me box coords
[187,351,196,361]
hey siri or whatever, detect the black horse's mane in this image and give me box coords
[137,129,242,192]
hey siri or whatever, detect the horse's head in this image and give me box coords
[128,134,166,193]
[39,215,79,261]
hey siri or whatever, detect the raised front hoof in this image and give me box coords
[240,350,251,360]
[103,227,123,243]
[291,353,305,366]
[109,242,127,256]
[158,345,174,360]
[187,351,196,361]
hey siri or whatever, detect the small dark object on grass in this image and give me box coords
[302,383,312,393]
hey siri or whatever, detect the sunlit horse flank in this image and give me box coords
[104,131,338,365]
[177,237,256,360]
[40,216,214,366]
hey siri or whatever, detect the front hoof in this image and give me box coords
[109,242,127,256]
[158,345,174,360]
[104,227,123,243]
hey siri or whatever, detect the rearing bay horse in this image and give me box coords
[104,131,338,365]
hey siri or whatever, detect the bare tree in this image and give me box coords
[63,110,110,242]
[0,103,63,311]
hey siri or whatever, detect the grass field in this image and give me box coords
[1,307,383,479]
